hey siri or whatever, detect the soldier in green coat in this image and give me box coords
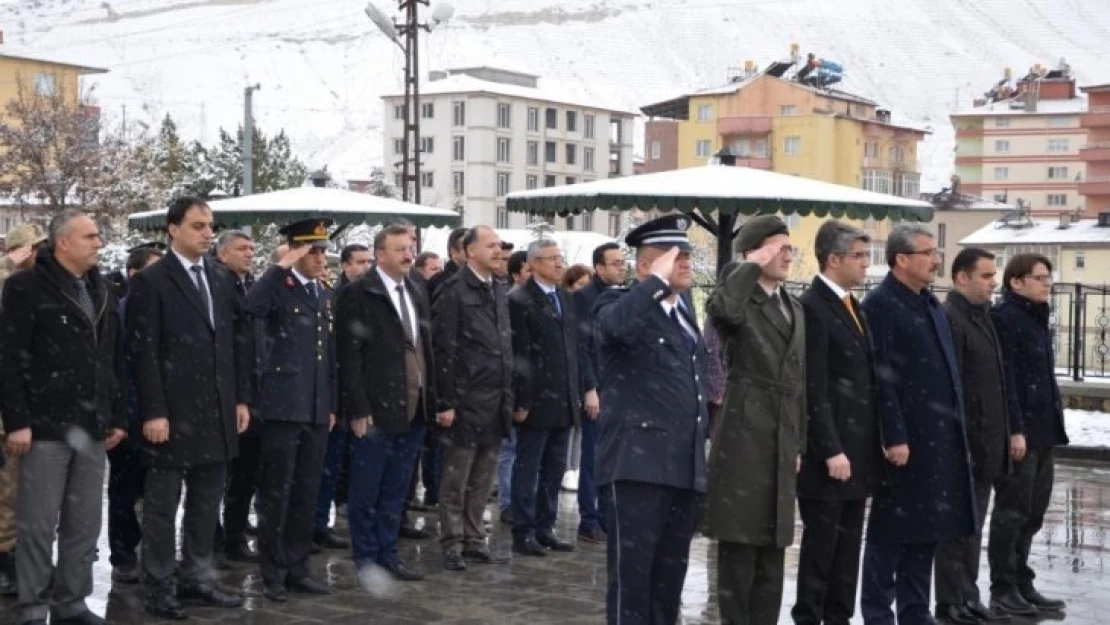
[705,215,807,625]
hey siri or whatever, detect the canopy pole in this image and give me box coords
[687,209,718,237]
[716,213,737,275]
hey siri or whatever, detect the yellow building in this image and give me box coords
[643,68,926,278]
[960,214,1110,285]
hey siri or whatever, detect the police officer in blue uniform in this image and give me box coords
[244,219,337,602]
[594,214,709,625]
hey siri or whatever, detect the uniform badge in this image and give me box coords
[676,217,688,230]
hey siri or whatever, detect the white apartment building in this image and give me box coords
[381,67,637,235]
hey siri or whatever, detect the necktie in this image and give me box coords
[190,265,212,323]
[841,295,863,333]
[307,281,318,301]
[547,291,562,318]
[770,291,792,324]
[396,285,415,344]
[73,279,95,323]
[670,308,697,352]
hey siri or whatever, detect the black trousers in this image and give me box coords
[860,541,935,625]
[511,427,570,540]
[142,462,227,587]
[217,432,262,551]
[107,444,146,568]
[988,446,1055,595]
[791,498,866,625]
[604,481,703,625]
[257,421,329,587]
[718,541,786,625]
[935,477,994,605]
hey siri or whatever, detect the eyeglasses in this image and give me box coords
[838,251,870,260]
[535,255,565,264]
[1026,274,1053,284]
[903,248,940,258]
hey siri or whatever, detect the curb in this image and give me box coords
[1056,446,1110,463]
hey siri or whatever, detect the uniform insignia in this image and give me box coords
[676,218,688,230]
[314,222,328,236]
[285,276,296,289]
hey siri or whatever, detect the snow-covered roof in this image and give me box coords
[0,50,108,74]
[381,74,638,116]
[952,96,1088,117]
[960,218,1110,246]
[421,226,614,267]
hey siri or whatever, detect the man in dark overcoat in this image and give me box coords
[127,197,253,620]
[859,224,976,625]
[705,215,806,625]
[594,215,709,625]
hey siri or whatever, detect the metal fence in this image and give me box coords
[691,281,1110,381]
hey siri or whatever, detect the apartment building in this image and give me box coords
[1079,83,1110,215]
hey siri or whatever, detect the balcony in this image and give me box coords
[1078,177,1110,196]
[955,126,985,138]
[1079,141,1110,162]
[1081,106,1110,128]
[717,115,772,135]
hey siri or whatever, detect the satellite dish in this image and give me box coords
[430,2,455,27]
[365,3,398,41]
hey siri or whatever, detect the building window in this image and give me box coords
[496,206,509,228]
[527,107,539,132]
[861,169,894,195]
[584,147,595,172]
[650,141,661,160]
[546,108,558,130]
[497,172,511,197]
[566,215,577,231]
[394,174,403,189]
[421,171,434,188]
[697,104,713,122]
[580,211,593,231]
[497,138,511,163]
[393,138,404,155]
[1076,250,1085,270]
[566,144,577,166]
[526,174,538,190]
[452,136,465,161]
[1047,194,1067,207]
[1048,166,1069,180]
[937,222,947,248]
[421,102,434,119]
[545,141,557,163]
[994,140,1010,153]
[783,136,802,157]
[35,73,59,96]
[1048,139,1070,153]
[544,175,557,187]
[452,101,466,126]
[608,210,621,236]
[497,103,512,129]
[994,167,1009,181]
[566,176,577,186]
[393,104,404,120]
[889,146,905,166]
[420,136,434,155]
[780,105,797,116]
[526,141,539,166]
[1048,116,1071,128]
[995,117,1010,128]
[452,171,465,195]
[566,111,578,133]
[584,115,596,139]
[864,142,878,158]
[695,140,713,158]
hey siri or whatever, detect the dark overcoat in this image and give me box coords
[703,262,806,548]
[861,273,976,543]
[508,278,580,431]
[127,251,252,468]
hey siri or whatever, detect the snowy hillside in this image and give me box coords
[2,0,1109,190]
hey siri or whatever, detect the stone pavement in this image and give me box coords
[3,461,1109,624]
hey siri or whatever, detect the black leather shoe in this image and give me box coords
[400,524,431,540]
[179,582,245,608]
[443,552,467,571]
[991,591,1037,616]
[462,547,509,564]
[1020,588,1066,611]
[288,576,332,595]
[383,560,424,581]
[513,536,548,557]
[262,583,288,602]
[536,532,575,552]
[577,526,607,544]
[966,600,1009,622]
[144,589,188,620]
[935,603,982,625]
[313,528,349,550]
[225,542,257,563]
[53,610,108,625]
[111,564,140,584]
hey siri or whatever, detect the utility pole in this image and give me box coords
[242,83,261,196]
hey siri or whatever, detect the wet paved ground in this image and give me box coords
[3,460,1109,624]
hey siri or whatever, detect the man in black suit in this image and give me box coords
[508,240,579,557]
[127,197,252,620]
[792,220,882,625]
[426,226,468,301]
[246,219,337,602]
[594,215,709,625]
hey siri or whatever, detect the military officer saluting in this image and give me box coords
[244,218,337,602]
[593,214,709,625]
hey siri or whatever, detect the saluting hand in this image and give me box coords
[236,404,250,434]
[352,416,373,438]
[144,418,170,444]
[745,235,788,267]
[276,244,311,269]
[4,244,33,267]
[649,246,681,283]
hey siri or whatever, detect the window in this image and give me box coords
[783,136,802,157]
[497,103,512,129]
[566,176,577,186]
[452,101,466,126]
[566,111,578,133]
[779,105,797,116]
[527,107,539,132]
[393,104,404,120]
[496,206,509,229]
[994,167,1009,181]
[650,141,661,160]
[420,136,434,154]
[566,215,577,231]
[421,171,434,188]
[697,104,713,122]
[994,117,1010,128]
[545,141,557,163]
[889,146,905,165]
[695,140,713,158]
[1076,250,1086,270]
[1048,139,1070,153]
[526,174,538,190]
[497,172,511,197]
[608,210,621,236]
[584,115,596,139]
[452,136,465,161]
[452,171,465,195]
[1047,194,1067,207]
[1048,166,1068,180]
[937,223,947,248]
[581,211,593,231]
[994,140,1010,153]
[584,147,595,172]
[1047,116,1071,128]
[544,175,557,187]
[864,142,878,158]
[546,108,558,130]
[394,174,403,189]
[497,138,511,163]
[392,138,404,155]
[526,141,539,166]
[861,169,893,195]
[421,102,434,119]
[566,144,577,165]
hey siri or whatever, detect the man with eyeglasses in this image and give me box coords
[859,224,976,625]
[987,253,1068,617]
